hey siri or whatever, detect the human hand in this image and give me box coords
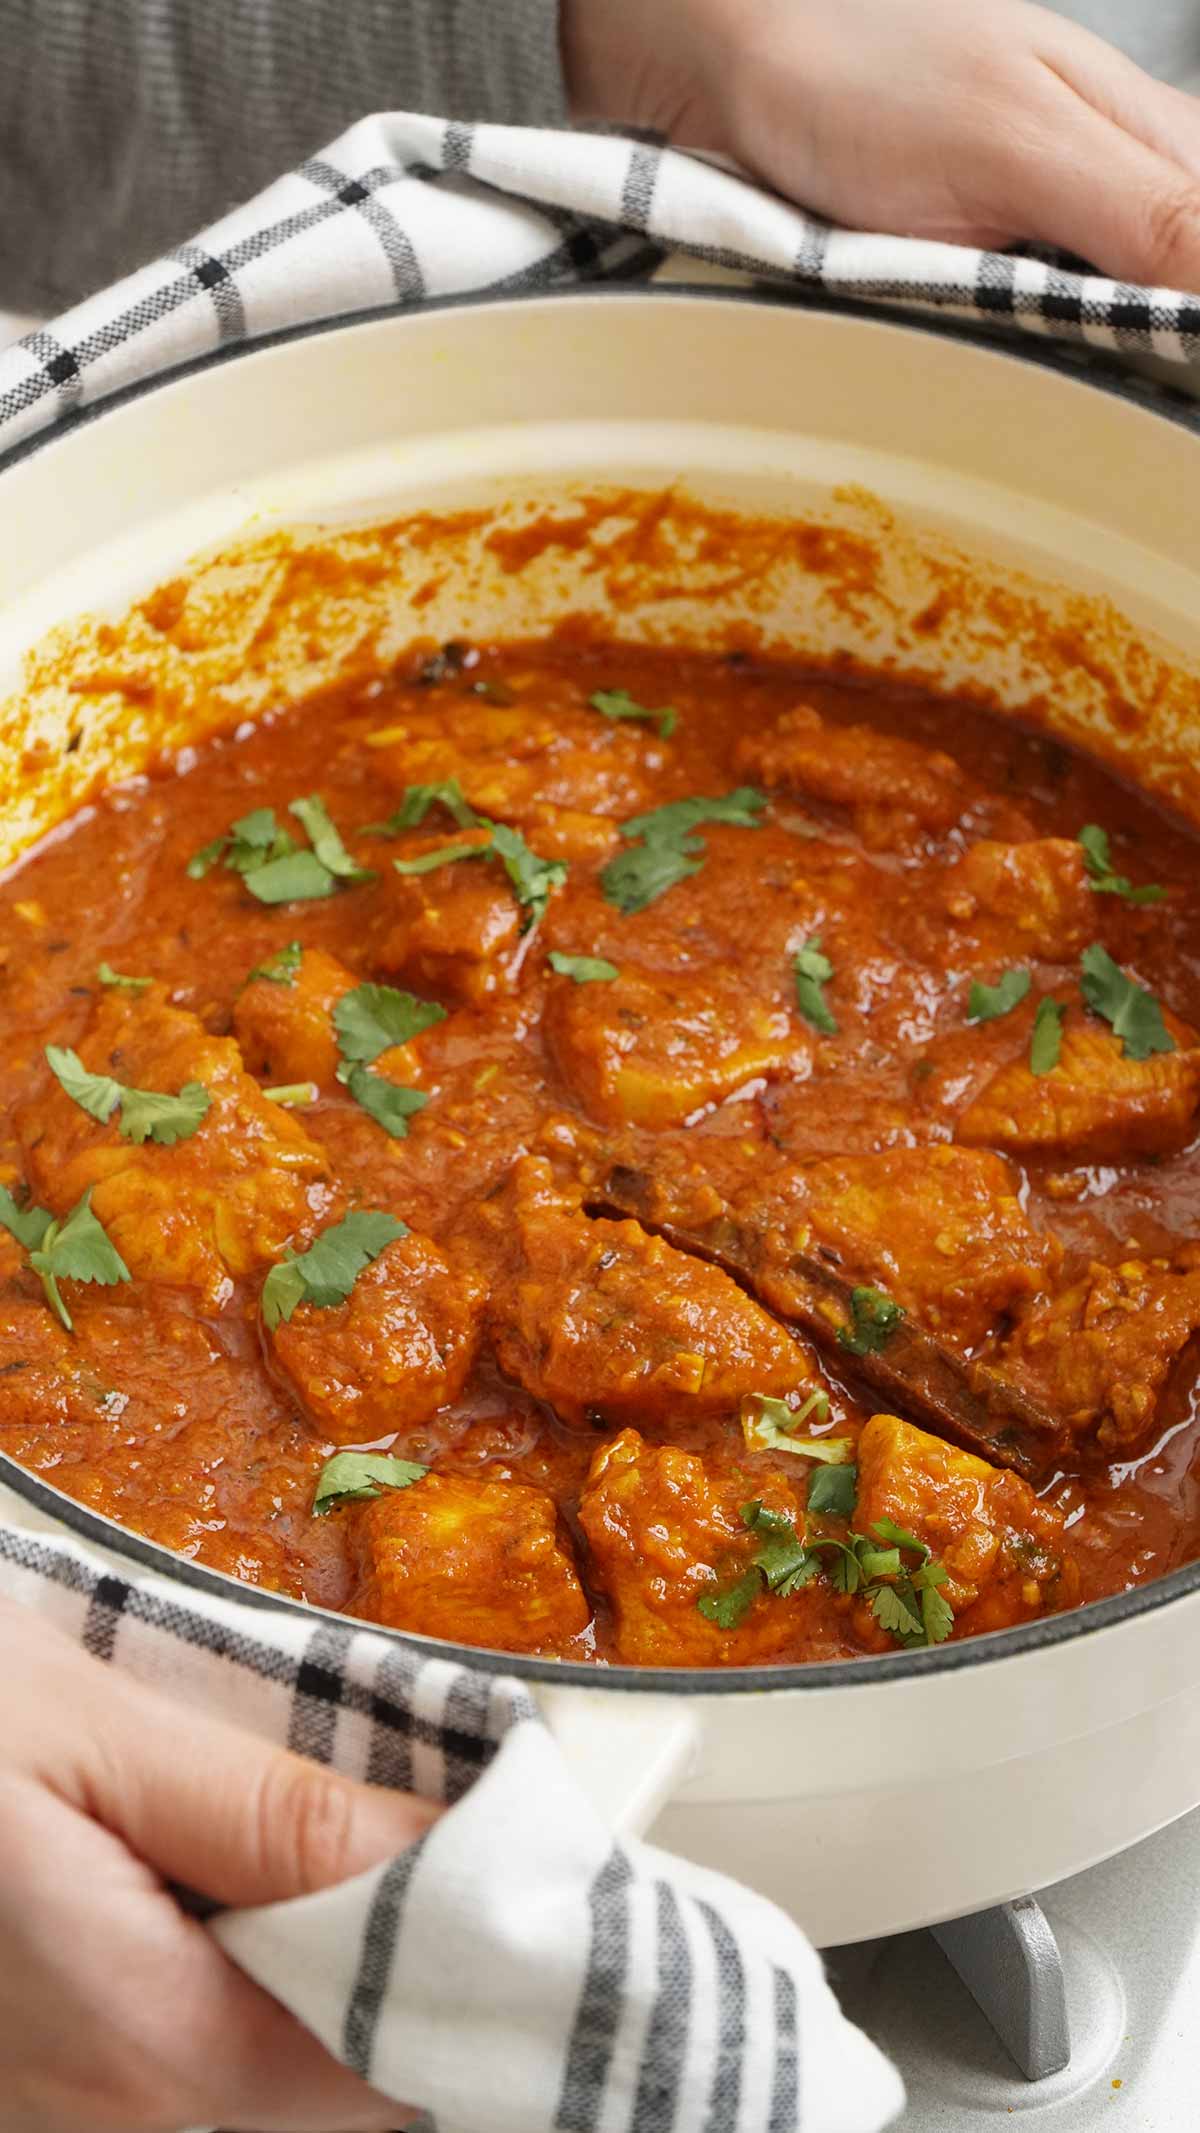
[563,0,1200,290]
[0,1600,437,2133]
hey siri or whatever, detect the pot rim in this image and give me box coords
[3,280,1200,1696]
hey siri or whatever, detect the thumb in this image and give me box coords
[81,1664,440,1908]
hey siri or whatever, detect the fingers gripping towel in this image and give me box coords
[0,108,1196,456]
[0,1516,904,2133]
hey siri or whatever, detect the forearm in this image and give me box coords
[0,0,569,313]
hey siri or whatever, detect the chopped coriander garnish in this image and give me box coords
[806,1463,858,1520]
[548,951,619,985]
[740,1500,820,1596]
[837,1286,906,1356]
[341,1066,430,1138]
[334,983,446,1067]
[1079,943,1176,1062]
[794,937,838,1035]
[392,838,488,877]
[1078,824,1165,907]
[363,779,481,837]
[96,962,152,994]
[45,1046,211,1146]
[697,1567,762,1631]
[312,1450,429,1516]
[968,968,1031,1024]
[588,687,677,740]
[600,787,766,914]
[248,941,302,987]
[0,1187,131,1332]
[188,799,374,905]
[263,1082,317,1107]
[1029,996,1066,1076]
[261,1209,408,1330]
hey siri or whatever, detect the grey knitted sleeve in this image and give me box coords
[0,0,570,314]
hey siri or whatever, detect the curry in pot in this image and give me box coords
[2,637,1198,1666]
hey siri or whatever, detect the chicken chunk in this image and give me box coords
[934,838,1094,962]
[984,1249,1200,1451]
[18,990,332,1303]
[956,1007,1200,1160]
[372,828,526,1005]
[854,1412,1077,1633]
[233,946,358,1089]
[735,703,976,851]
[546,960,811,1127]
[578,1427,812,1665]
[267,1231,484,1442]
[351,1471,590,1652]
[368,693,655,821]
[487,1158,815,1427]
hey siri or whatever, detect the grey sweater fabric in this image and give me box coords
[0,0,569,313]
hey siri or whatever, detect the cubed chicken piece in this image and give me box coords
[487,1158,815,1427]
[546,961,811,1127]
[792,1145,1055,1354]
[735,703,974,851]
[18,990,332,1304]
[956,1006,1200,1160]
[267,1231,484,1441]
[985,1250,1200,1451]
[372,828,525,1005]
[935,839,1094,961]
[233,946,357,1089]
[517,804,620,868]
[578,1427,812,1665]
[351,1471,590,1652]
[368,694,654,821]
[854,1412,1077,1633]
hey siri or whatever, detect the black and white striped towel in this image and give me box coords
[0,1512,904,2133]
[1,108,1198,456]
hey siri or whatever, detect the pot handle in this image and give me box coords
[535,1684,700,1838]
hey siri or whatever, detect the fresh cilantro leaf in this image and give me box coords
[341,1065,430,1138]
[45,1046,121,1125]
[1079,943,1176,1062]
[806,1463,859,1519]
[547,951,619,985]
[740,1501,818,1596]
[588,687,677,740]
[248,941,302,987]
[117,1081,212,1146]
[920,1583,956,1645]
[1078,824,1165,907]
[392,839,490,877]
[968,968,1031,1024]
[871,1583,925,1641]
[189,808,288,880]
[287,796,375,884]
[261,1209,408,1329]
[490,823,568,930]
[837,1286,906,1356]
[601,787,766,914]
[1030,996,1066,1076]
[794,936,838,1035]
[871,1516,929,1558]
[45,1046,211,1146]
[186,834,228,880]
[243,849,340,904]
[600,834,704,914]
[364,779,481,837]
[96,962,152,994]
[0,1183,53,1251]
[263,1082,317,1107]
[697,1569,761,1630]
[27,1190,131,1331]
[312,1450,428,1516]
[334,983,447,1066]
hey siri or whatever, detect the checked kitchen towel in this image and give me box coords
[0,108,1198,457]
[0,1512,903,2133]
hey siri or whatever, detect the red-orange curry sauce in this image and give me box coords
[2,637,1199,1667]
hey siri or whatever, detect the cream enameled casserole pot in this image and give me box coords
[2,289,1200,1950]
